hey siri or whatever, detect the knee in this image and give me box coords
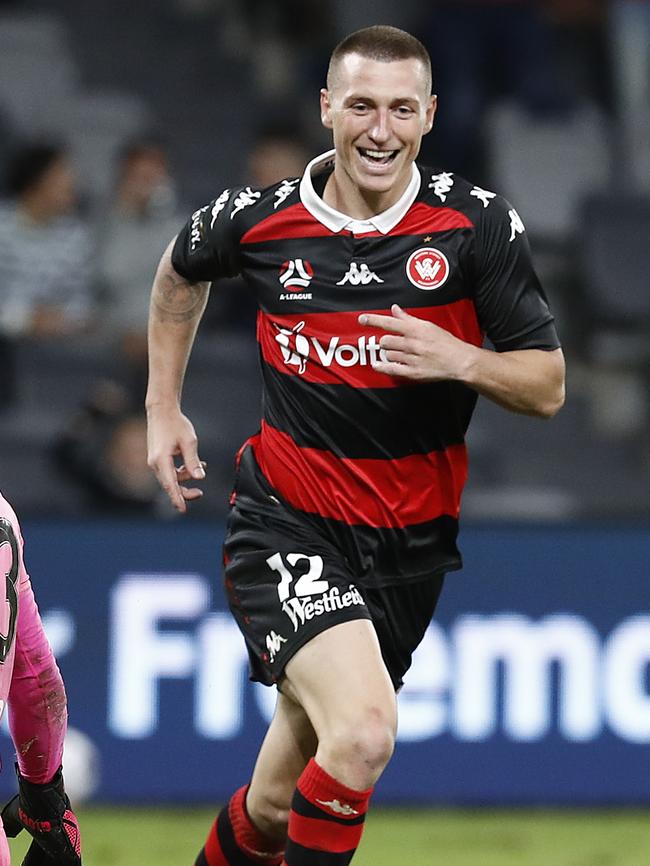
[247,786,290,841]
[322,705,397,784]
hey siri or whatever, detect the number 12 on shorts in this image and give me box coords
[266,552,329,602]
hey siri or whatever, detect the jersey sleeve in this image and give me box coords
[171,186,250,282]
[473,196,561,352]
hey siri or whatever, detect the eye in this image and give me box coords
[351,102,370,113]
[395,105,415,117]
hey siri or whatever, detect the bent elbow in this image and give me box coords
[537,384,566,419]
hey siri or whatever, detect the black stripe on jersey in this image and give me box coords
[305,511,462,586]
[261,362,477,460]
[291,790,366,826]
[194,851,209,866]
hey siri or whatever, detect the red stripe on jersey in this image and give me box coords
[254,422,467,528]
[241,204,337,244]
[241,202,473,244]
[288,813,362,853]
[257,300,483,389]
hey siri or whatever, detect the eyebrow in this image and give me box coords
[344,94,421,105]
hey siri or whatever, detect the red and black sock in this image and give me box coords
[282,759,373,865]
[195,785,284,866]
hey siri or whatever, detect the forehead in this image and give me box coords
[330,53,429,103]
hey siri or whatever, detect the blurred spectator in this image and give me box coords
[0,142,96,404]
[96,138,181,400]
[51,380,164,516]
[417,1,570,180]
[203,123,312,332]
[247,123,312,188]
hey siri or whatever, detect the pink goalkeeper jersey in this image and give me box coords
[0,493,28,717]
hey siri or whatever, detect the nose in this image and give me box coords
[369,108,391,144]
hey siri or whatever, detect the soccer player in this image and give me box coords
[0,492,81,865]
[146,25,565,866]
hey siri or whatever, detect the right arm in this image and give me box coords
[145,240,210,513]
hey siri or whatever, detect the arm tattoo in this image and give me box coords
[152,268,208,324]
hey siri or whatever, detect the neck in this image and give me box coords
[323,165,410,220]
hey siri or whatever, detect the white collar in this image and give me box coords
[299,149,421,235]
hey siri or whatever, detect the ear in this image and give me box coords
[320,89,333,130]
[423,94,437,135]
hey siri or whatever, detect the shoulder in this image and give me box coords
[416,164,516,227]
[189,175,302,244]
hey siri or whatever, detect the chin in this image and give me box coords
[356,172,395,195]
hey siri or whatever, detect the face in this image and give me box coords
[120,151,169,208]
[36,157,76,216]
[321,53,436,210]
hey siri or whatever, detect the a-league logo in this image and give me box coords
[406,247,450,290]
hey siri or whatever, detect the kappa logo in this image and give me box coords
[230,186,261,218]
[428,171,455,202]
[210,189,231,227]
[337,262,383,286]
[470,186,496,209]
[316,799,360,816]
[508,208,525,242]
[274,178,299,209]
[272,321,389,375]
[265,630,287,663]
[406,247,450,290]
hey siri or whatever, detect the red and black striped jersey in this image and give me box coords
[172,150,560,586]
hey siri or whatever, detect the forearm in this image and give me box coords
[460,346,566,418]
[145,240,210,410]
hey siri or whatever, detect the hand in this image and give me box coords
[146,404,206,513]
[358,304,474,383]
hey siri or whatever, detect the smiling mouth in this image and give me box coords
[357,148,398,166]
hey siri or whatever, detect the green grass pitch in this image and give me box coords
[8,807,650,865]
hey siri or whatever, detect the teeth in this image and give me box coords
[362,149,395,159]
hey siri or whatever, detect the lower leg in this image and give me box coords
[196,692,317,866]
[280,621,397,865]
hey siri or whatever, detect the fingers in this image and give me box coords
[358,311,411,334]
[179,435,205,481]
[176,461,207,482]
[370,360,418,378]
[153,455,188,513]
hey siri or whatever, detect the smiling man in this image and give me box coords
[146,25,564,866]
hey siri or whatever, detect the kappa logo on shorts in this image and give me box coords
[265,630,287,663]
[406,247,450,290]
[266,551,365,633]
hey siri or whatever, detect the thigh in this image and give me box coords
[282,618,396,742]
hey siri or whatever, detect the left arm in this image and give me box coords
[359,304,565,418]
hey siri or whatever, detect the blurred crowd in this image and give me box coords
[0,0,648,519]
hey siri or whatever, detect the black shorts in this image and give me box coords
[223,446,446,690]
